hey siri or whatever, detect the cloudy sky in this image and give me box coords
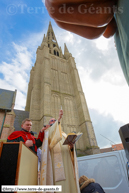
[0,0,129,148]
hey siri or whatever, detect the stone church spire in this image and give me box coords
[42,34,46,42]
[64,43,69,53]
[64,43,72,59]
[40,34,47,48]
[41,21,63,57]
[46,21,57,43]
[25,22,100,156]
[39,22,70,59]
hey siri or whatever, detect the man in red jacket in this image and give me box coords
[7,118,46,154]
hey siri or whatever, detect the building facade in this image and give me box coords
[0,88,29,141]
[0,89,16,140]
[100,143,124,153]
[25,22,99,155]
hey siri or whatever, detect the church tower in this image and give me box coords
[25,22,99,155]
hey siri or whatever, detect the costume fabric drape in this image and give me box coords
[40,121,80,193]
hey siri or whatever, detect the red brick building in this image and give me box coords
[112,143,124,151]
[100,143,124,153]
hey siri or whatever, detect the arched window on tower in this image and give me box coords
[54,50,56,55]
[54,50,59,57]
[53,44,56,47]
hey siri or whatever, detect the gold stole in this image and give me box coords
[62,132,76,178]
[40,130,53,186]
[52,126,66,182]
[53,142,66,182]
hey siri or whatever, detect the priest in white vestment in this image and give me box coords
[40,110,80,193]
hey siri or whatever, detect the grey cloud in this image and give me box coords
[89,108,124,148]
[53,26,125,85]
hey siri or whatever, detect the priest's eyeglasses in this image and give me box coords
[50,119,56,122]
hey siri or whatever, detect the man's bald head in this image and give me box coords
[49,118,56,125]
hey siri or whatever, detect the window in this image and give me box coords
[54,50,59,57]
[78,156,122,188]
[54,50,56,55]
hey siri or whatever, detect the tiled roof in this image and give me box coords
[112,143,124,151]
[14,109,29,131]
[0,89,16,111]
